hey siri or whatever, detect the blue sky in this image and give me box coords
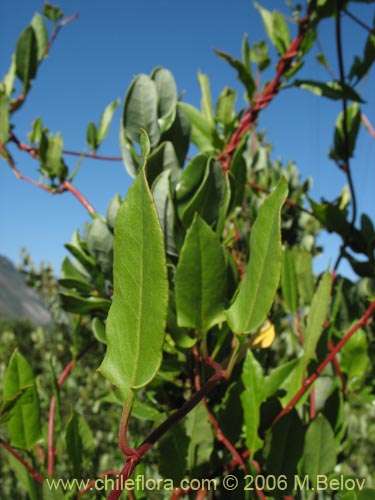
[1,0,374,279]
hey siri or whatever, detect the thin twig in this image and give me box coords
[273,299,375,425]
[0,438,44,484]
[343,8,375,34]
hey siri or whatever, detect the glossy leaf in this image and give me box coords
[97,99,120,144]
[282,246,298,314]
[123,74,160,146]
[175,214,227,335]
[99,160,168,399]
[0,92,9,144]
[293,79,365,103]
[227,177,288,334]
[31,13,48,60]
[198,71,215,125]
[241,350,265,456]
[185,403,214,474]
[160,103,191,166]
[331,103,361,161]
[255,3,290,55]
[1,56,16,97]
[15,27,38,92]
[340,327,369,378]
[264,358,301,399]
[0,386,33,425]
[304,270,332,363]
[151,67,177,133]
[302,415,336,484]
[3,350,42,450]
[91,317,107,344]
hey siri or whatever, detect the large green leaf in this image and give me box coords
[58,256,93,293]
[151,67,177,133]
[152,170,178,256]
[302,414,336,485]
[86,217,114,275]
[214,49,255,102]
[119,125,140,177]
[160,103,191,166]
[146,141,180,187]
[282,246,298,315]
[185,403,214,474]
[15,26,38,92]
[99,152,168,399]
[59,292,110,314]
[0,92,9,144]
[255,3,290,55]
[0,386,32,425]
[6,453,42,500]
[198,71,215,125]
[179,102,220,152]
[123,74,160,146]
[31,13,48,61]
[3,350,42,450]
[175,214,227,335]
[241,350,265,456]
[303,270,331,363]
[293,80,365,103]
[227,177,288,334]
[97,99,120,144]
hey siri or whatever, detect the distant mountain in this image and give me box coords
[0,255,51,326]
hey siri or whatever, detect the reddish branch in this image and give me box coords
[0,438,44,485]
[361,113,375,139]
[273,299,375,425]
[78,470,120,497]
[218,0,318,172]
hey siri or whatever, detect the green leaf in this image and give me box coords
[159,422,188,482]
[227,177,288,334]
[15,27,38,93]
[214,49,255,102]
[146,141,180,187]
[123,74,160,146]
[340,327,369,378]
[302,415,336,485]
[59,257,92,293]
[86,218,114,274]
[249,40,271,71]
[293,247,314,306]
[216,87,236,128]
[160,103,191,166]
[119,125,140,177]
[0,92,9,144]
[198,71,215,125]
[106,193,122,230]
[264,358,301,399]
[1,56,16,97]
[175,214,227,335]
[6,453,42,500]
[65,412,83,478]
[331,103,361,161]
[241,350,265,456]
[91,317,107,344]
[31,13,48,60]
[152,170,178,256]
[97,99,120,144]
[86,121,98,151]
[40,132,68,180]
[59,292,111,314]
[151,67,177,133]
[50,361,62,433]
[3,350,42,450]
[99,163,168,399]
[304,270,332,363]
[282,246,298,314]
[179,102,218,152]
[29,117,43,144]
[349,34,375,84]
[42,482,65,500]
[43,3,64,23]
[293,80,365,103]
[176,155,225,228]
[254,3,290,55]
[185,403,214,474]
[264,410,305,494]
[0,386,33,425]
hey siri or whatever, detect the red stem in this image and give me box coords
[79,470,119,497]
[0,438,44,484]
[361,113,375,139]
[309,387,316,420]
[273,299,375,425]
[328,340,346,393]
